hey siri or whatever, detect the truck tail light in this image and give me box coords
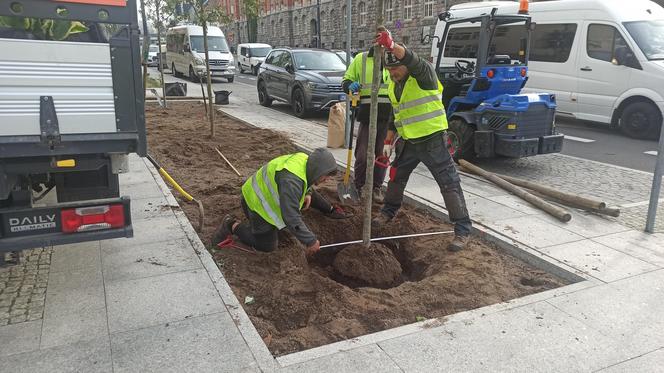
[61,204,125,233]
[521,68,527,77]
[487,69,496,78]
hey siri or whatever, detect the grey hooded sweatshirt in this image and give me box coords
[274,148,337,246]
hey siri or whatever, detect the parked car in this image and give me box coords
[147,44,159,66]
[431,0,664,140]
[237,43,272,75]
[257,48,347,118]
[166,25,235,83]
[331,49,349,64]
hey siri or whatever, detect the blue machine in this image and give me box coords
[435,9,564,160]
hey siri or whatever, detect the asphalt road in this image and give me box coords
[154,67,662,173]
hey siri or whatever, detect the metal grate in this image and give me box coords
[487,116,509,130]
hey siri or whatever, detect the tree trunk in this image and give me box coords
[156,0,167,107]
[203,22,215,137]
[362,0,384,247]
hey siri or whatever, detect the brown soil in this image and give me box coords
[145,102,569,356]
[333,243,402,288]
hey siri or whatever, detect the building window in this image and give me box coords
[385,0,393,22]
[359,2,367,26]
[320,11,325,32]
[424,0,434,18]
[404,0,413,20]
[329,9,337,32]
[342,5,348,28]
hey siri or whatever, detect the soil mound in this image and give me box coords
[333,243,402,288]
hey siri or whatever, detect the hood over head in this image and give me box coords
[306,148,337,185]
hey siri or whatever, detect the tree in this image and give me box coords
[169,0,230,137]
[146,0,176,107]
[243,0,260,43]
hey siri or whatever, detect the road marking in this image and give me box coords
[644,151,658,156]
[564,135,596,143]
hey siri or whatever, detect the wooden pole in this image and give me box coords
[460,167,607,210]
[362,0,385,247]
[214,147,242,177]
[459,160,572,222]
[528,189,621,217]
[202,22,216,137]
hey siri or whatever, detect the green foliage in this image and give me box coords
[146,0,176,34]
[0,16,89,41]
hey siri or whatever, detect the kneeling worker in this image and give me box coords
[212,148,347,257]
[372,29,473,252]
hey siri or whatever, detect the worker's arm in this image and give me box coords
[342,53,365,94]
[400,48,439,91]
[275,170,317,247]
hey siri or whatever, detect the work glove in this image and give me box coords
[325,205,353,219]
[306,240,320,258]
[349,81,361,93]
[383,138,393,158]
[375,30,395,51]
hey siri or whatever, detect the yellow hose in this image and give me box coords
[158,168,193,201]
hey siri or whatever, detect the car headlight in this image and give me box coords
[305,81,326,90]
[194,58,205,66]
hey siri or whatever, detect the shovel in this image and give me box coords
[337,94,360,205]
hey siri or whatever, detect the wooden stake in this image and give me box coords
[460,160,572,222]
[215,147,242,177]
[362,0,385,247]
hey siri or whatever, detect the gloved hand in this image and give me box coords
[325,205,353,219]
[302,194,312,210]
[349,81,361,93]
[375,30,395,51]
[383,139,393,158]
[306,240,320,258]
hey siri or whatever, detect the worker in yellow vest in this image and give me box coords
[341,26,393,202]
[211,148,350,257]
[372,29,472,252]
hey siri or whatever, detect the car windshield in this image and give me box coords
[624,20,664,60]
[293,51,347,70]
[250,47,271,57]
[189,36,229,53]
[335,51,349,63]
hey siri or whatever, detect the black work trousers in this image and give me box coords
[235,190,332,252]
[354,119,389,192]
[381,131,472,236]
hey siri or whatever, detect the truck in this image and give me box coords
[431,3,564,160]
[0,0,146,261]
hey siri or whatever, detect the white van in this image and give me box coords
[236,43,272,75]
[166,25,235,83]
[431,0,664,139]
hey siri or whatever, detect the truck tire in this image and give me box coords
[189,66,200,83]
[447,117,476,162]
[258,81,272,107]
[620,101,662,140]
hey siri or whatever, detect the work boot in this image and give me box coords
[371,212,393,228]
[211,214,236,247]
[372,188,385,204]
[447,235,470,252]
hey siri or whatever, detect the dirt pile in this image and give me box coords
[145,102,569,356]
[332,243,402,288]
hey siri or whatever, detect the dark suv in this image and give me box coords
[257,48,347,118]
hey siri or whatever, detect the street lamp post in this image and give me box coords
[645,119,664,233]
[316,0,321,48]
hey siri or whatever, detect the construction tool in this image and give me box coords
[146,154,205,232]
[320,230,455,250]
[337,93,361,204]
[460,159,572,222]
[215,147,242,177]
